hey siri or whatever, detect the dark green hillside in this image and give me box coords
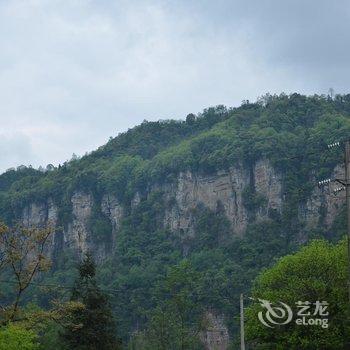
[1,93,350,347]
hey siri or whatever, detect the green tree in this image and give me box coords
[0,222,54,323]
[61,253,119,350]
[139,260,203,350]
[245,239,350,349]
[0,323,39,350]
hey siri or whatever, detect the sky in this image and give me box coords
[1,0,350,173]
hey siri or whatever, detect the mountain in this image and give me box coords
[1,93,350,346]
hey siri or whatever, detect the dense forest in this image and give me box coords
[1,93,350,349]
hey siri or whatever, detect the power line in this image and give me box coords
[0,279,240,301]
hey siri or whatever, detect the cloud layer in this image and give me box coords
[1,0,349,172]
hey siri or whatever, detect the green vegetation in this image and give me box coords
[131,260,204,349]
[0,324,40,350]
[1,93,350,348]
[245,239,350,349]
[61,254,119,350]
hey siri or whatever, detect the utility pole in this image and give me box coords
[345,141,350,302]
[240,293,245,350]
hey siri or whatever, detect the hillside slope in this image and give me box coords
[1,93,350,344]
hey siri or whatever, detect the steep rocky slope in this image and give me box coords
[1,93,350,345]
[17,159,343,260]
[1,93,349,274]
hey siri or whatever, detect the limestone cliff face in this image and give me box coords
[20,192,123,259]
[65,192,92,254]
[162,159,282,237]
[200,312,229,350]
[254,159,282,219]
[101,194,124,248]
[19,159,343,258]
[22,198,58,227]
[299,164,345,236]
[163,167,249,237]
[21,198,58,257]
[21,193,93,257]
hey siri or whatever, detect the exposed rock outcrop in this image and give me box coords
[101,194,124,247]
[163,159,282,236]
[200,312,229,350]
[299,164,345,236]
[21,198,58,257]
[254,159,282,218]
[19,159,343,258]
[64,192,92,254]
[22,198,58,227]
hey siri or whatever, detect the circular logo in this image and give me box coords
[257,298,293,328]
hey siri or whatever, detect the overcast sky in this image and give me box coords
[1,0,350,173]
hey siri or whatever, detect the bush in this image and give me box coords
[0,324,39,350]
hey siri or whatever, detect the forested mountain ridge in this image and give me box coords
[1,93,350,346]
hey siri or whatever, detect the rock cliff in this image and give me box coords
[19,159,344,260]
